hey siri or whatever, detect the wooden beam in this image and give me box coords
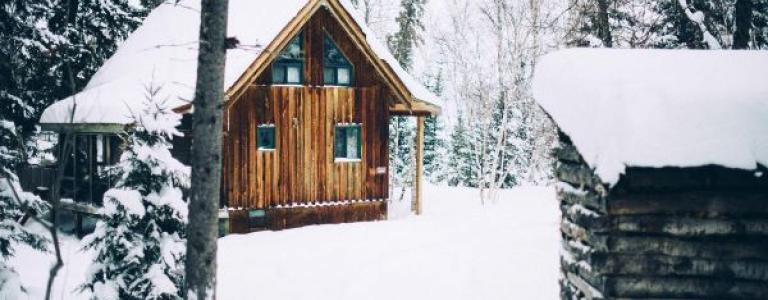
[412,116,425,215]
[389,101,442,117]
[40,123,126,133]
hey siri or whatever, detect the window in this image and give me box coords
[323,34,353,86]
[335,124,362,161]
[257,125,276,151]
[272,32,304,84]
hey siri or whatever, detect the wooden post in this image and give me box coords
[412,116,425,215]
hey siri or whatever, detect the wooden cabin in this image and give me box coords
[38,0,441,233]
[533,50,768,299]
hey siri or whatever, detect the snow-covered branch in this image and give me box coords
[677,0,722,49]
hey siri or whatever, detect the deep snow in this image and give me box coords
[11,185,560,300]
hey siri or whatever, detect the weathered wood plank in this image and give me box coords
[554,142,583,163]
[614,165,768,193]
[607,191,768,217]
[603,275,768,299]
[590,253,768,282]
[556,161,608,193]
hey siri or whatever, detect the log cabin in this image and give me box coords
[533,50,768,300]
[37,0,441,233]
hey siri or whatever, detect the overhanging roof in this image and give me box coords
[39,0,441,127]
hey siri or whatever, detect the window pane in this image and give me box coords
[286,66,301,83]
[279,34,304,61]
[96,135,104,163]
[272,66,285,83]
[323,34,353,86]
[258,126,275,150]
[324,67,335,85]
[335,127,347,158]
[346,126,359,159]
[337,68,351,85]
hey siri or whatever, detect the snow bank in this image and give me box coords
[533,49,768,185]
[13,185,560,300]
[218,185,559,300]
[40,0,439,125]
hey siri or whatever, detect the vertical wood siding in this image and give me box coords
[223,85,389,209]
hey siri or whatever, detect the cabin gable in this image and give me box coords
[222,4,393,230]
[226,0,420,111]
[250,7,392,91]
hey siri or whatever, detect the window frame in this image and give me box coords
[322,33,354,87]
[334,123,363,162]
[257,124,276,151]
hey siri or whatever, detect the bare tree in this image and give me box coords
[184,0,228,299]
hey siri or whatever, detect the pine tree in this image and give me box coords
[81,91,189,300]
[423,69,447,184]
[447,114,475,187]
[654,0,768,49]
[0,0,161,134]
[387,0,426,194]
[0,119,48,298]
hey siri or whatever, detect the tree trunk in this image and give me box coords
[185,0,228,299]
[733,0,753,49]
[596,0,612,47]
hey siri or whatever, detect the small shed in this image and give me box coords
[39,0,441,232]
[533,49,768,299]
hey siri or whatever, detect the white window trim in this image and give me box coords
[334,158,362,163]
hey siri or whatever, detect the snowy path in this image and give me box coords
[12,185,560,300]
[218,185,560,300]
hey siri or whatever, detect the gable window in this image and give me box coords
[272,32,304,84]
[323,34,353,86]
[257,124,276,151]
[335,124,362,161]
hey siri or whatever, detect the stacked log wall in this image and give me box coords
[555,132,768,300]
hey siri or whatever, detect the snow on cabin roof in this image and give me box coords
[40,0,440,125]
[533,49,768,185]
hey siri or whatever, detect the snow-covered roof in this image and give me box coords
[533,49,768,185]
[40,0,440,125]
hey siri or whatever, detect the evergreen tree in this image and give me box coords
[0,118,48,298]
[423,115,446,183]
[388,0,426,71]
[387,0,427,193]
[655,0,768,49]
[81,92,189,300]
[567,0,768,49]
[0,0,161,134]
[422,68,447,183]
[447,114,475,187]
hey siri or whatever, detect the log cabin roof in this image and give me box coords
[533,49,768,185]
[39,0,441,127]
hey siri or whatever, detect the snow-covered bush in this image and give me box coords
[0,120,49,299]
[81,95,190,300]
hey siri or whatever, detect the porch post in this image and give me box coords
[412,116,425,215]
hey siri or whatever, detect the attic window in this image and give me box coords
[323,34,353,86]
[273,32,304,84]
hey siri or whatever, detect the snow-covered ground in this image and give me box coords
[11,185,560,300]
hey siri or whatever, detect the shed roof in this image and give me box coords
[533,49,768,185]
[40,0,440,126]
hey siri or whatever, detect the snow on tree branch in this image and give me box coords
[677,0,723,49]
